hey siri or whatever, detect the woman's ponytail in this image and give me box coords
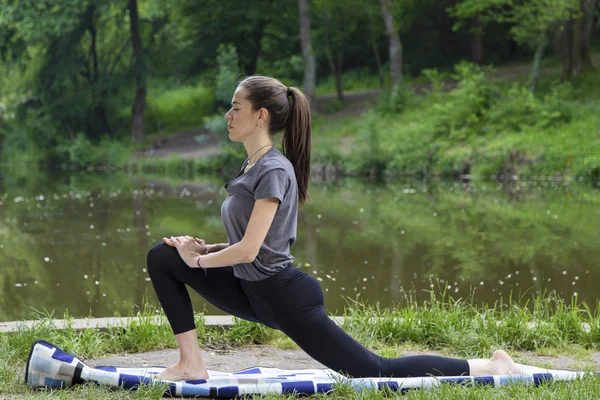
[283,87,311,204]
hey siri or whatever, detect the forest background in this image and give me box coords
[0,0,599,182]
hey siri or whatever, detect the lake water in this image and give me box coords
[1,169,599,322]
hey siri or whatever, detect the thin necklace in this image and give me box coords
[246,143,273,165]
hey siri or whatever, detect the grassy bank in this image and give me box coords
[311,62,600,182]
[2,292,600,398]
[126,60,600,184]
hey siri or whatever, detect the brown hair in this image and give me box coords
[238,76,311,204]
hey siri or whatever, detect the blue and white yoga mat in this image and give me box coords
[26,340,596,397]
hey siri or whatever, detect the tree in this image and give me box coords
[0,0,115,139]
[128,0,146,143]
[172,0,291,76]
[469,14,485,64]
[365,0,385,90]
[557,0,596,79]
[452,0,580,92]
[320,0,345,100]
[298,0,316,104]
[315,0,366,101]
[380,0,403,87]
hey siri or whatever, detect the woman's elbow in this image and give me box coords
[239,248,258,264]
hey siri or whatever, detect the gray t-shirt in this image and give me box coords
[221,147,297,281]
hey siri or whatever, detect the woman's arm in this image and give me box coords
[190,197,280,268]
[206,243,229,254]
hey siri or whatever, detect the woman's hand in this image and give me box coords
[163,235,208,255]
[169,236,204,268]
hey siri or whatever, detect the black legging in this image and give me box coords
[146,243,469,378]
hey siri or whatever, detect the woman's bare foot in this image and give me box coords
[488,350,526,375]
[468,350,527,376]
[156,363,209,381]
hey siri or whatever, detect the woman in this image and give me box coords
[147,76,523,381]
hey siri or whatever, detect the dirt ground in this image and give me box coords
[87,345,600,373]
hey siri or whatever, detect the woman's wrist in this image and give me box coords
[207,243,227,254]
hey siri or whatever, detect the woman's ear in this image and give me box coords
[258,108,269,125]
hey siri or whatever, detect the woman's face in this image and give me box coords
[224,88,261,143]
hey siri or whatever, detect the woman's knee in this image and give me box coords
[146,242,177,277]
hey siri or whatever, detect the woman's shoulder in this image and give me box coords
[259,147,294,174]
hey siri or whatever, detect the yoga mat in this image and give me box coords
[25,340,596,397]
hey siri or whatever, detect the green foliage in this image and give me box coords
[203,114,228,135]
[324,98,344,114]
[375,85,413,114]
[421,68,447,94]
[341,290,600,356]
[353,111,393,176]
[316,68,386,95]
[431,62,493,140]
[215,44,241,107]
[451,0,580,44]
[259,55,305,84]
[485,82,574,134]
[130,141,246,177]
[196,44,240,137]
[223,318,277,345]
[143,84,215,134]
[55,134,130,169]
[504,0,580,45]
[318,62,600,179]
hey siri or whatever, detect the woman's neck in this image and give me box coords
[246,142,273,165]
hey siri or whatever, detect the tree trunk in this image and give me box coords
[298,0,316,104]
[559,0,595,79]
[88,9,110,137]
[559,21,572,79]
[470,14,484,64]
[379,0,403,87]
[580,0,595,72]
[128,0,146,143]
[371,36,385,90]
[365,0,384,90]
[530,32,549,93]
[322,0,343,101]
[334,53,344,101]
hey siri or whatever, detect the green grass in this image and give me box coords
[311,63,600,180]
[116,82,216,137]
[2,292,600,398]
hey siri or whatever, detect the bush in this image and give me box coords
[421,68,447,94]
[375,85,413,114]
[431,62,494,140]
[56,133,130,168]
[144,85,215,134]
[485,82,574,134]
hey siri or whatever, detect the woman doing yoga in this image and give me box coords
[147,75,524,381]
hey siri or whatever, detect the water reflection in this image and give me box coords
[0,170,598,321]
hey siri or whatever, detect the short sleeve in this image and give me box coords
[253,167,288,202]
